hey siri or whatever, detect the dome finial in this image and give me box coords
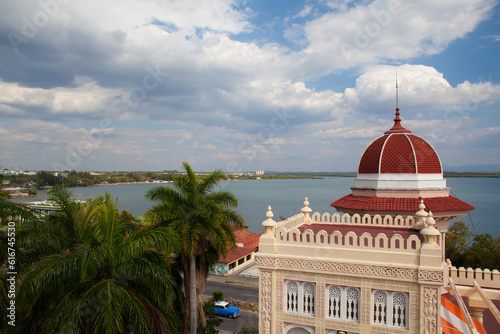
[396,72,399,110]
[385,74,411,134]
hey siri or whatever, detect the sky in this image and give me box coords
[1,0,500,172]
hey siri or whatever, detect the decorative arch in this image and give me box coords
[284,324,314,334]
[371,290,409,329]
[284,280,316,316]
[327,285,360,322]
[391,234,404,249]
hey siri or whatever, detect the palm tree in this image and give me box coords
[16,191,182,333]
[0,229,9,332]
[0,195,39,331]
[145,161,245,333]
[16,187,101,266]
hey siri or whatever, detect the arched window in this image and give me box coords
[285,280,316,316]
[345,287,359,321]
[328,286,342,318]
[372,290,409,329]
[373,290,388,325]
[392,292,408,328]
[286,281,299,313]
[303,283,315,315]
[327,285,360,322]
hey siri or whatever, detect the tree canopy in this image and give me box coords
[446,221,500,270]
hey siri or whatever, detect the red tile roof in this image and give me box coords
[218,229,264,263]
[331,195,474,213]
[220,246,256,264]
[358,133,442,174]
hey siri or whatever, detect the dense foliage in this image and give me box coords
[1,187,187,333]
[1,164,245,333]
[2,170,178,189]
[445,221,500,270]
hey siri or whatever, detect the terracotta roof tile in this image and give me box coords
[358,136,385,173]
[331,195,474,213]
[220,246,255,264]
[218,230,264,263]
[409,135,442,173]
[381,134,415,173]
[358,134,443,174]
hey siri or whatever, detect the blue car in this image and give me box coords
[213,301,240,318]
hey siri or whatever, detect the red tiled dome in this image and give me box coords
[358,133,442,174]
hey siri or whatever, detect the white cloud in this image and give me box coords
[0,1,499,171]
[289,0,496,77]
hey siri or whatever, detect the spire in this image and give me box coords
[396,72,399,109]
[385,74,411,134]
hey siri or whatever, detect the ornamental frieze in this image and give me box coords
[258,256,443,283]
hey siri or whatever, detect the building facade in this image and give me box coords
[257,108,499,333]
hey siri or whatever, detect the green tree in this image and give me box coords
[16,190,182,333]
[0,228,9,331]
[466,233,497,269]
[0,190,10,200]
[445,221,473,267]
[34,170,60,187]
[0,196,39,331]
[145,161,245,333]
[197,301,223,334]
[446,221,500,270]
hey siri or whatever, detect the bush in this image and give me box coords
[212,290,224,301]
[236,324,258,334]
[198,301,223,334]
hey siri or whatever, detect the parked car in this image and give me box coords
[212,301,240,318]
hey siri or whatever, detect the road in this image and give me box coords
[204,281,259,304]
[203,281,259,333]
[214,309,259,333]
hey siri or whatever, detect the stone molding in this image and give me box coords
[257,256,443,283]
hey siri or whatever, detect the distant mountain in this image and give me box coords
[444,164,500,172]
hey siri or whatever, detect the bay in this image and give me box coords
[12,177,500,237]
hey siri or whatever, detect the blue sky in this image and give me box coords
[1,0,499,172]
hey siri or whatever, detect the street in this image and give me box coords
[204,281,259,304]
[214,309,259,333]
[203,277,259,333]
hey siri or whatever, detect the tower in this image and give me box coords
[257,104,493,334]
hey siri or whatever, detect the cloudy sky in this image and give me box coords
[1,0,499,172]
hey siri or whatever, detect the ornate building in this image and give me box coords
[257,108,499,333]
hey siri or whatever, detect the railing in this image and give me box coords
[446,259,500,289]
[272,211,420,252]
[274,213,305,232]
[310,212,415,228]
[274,227,421,252]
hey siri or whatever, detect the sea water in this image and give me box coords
[12,177,500,237]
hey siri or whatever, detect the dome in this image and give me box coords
[358,133,442,174]
[331,106,474,218]
[358,109,442,175]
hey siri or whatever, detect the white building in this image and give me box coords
[257,108,499,334]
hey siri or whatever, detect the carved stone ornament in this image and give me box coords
[423,287,439,334]
[258,256,444,284]
[261,271,273,334]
